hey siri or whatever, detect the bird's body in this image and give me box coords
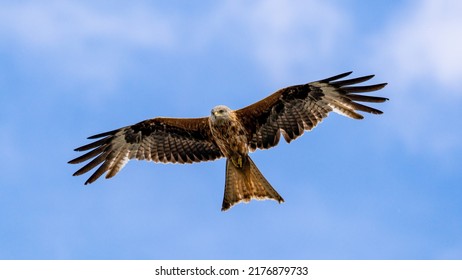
[209,105,284,209]
[209,105,248,167]
[69,72,388,211]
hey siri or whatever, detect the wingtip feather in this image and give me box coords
[318,71,353,83]
[87,129,118,139]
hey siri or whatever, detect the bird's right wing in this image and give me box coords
[68,117,223,184]
[236,72,388,151]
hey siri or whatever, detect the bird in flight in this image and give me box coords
[69,71,388,211]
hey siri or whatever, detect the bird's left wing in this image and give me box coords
[69,117,222,184]
[236,71,388,151]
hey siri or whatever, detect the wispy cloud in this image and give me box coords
[0,0,350,88]
[0,1,176,50]
[0,1,176,90]
[377,0,462,91]
[372,0,462,158]
[192,0,351,83]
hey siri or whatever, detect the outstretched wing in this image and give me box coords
[69,117,222,184]
[236,71,388,151]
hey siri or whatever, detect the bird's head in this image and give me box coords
[210,105,233,124]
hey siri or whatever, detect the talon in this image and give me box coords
[231,157,243,168]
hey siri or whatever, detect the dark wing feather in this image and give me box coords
[69,117,222,184]
[236,71,388,151]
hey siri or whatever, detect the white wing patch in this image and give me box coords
[106,149,130,179]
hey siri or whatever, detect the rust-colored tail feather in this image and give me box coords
[222,156,284,211]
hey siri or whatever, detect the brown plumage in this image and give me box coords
[69,71,388,211]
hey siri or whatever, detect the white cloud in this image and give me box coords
[0,0,350,89]
[372,0,462,158]
[246,0,350,82]
[195,0,350,83]
[0,1,175,50]
[0,1,176,90]
[375,0,462,93]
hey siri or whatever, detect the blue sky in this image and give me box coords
[1,0,461,259]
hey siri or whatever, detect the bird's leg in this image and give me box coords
[231,155,244,168]
[237,156,243,168]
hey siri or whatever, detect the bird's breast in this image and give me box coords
[209,118,248,159]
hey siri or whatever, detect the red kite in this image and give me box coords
[69,72,387,211]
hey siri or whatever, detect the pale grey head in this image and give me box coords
[210,105,234,124]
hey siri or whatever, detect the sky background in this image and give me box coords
[1,0,461,259]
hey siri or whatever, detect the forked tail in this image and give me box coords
[222,156,284,211]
